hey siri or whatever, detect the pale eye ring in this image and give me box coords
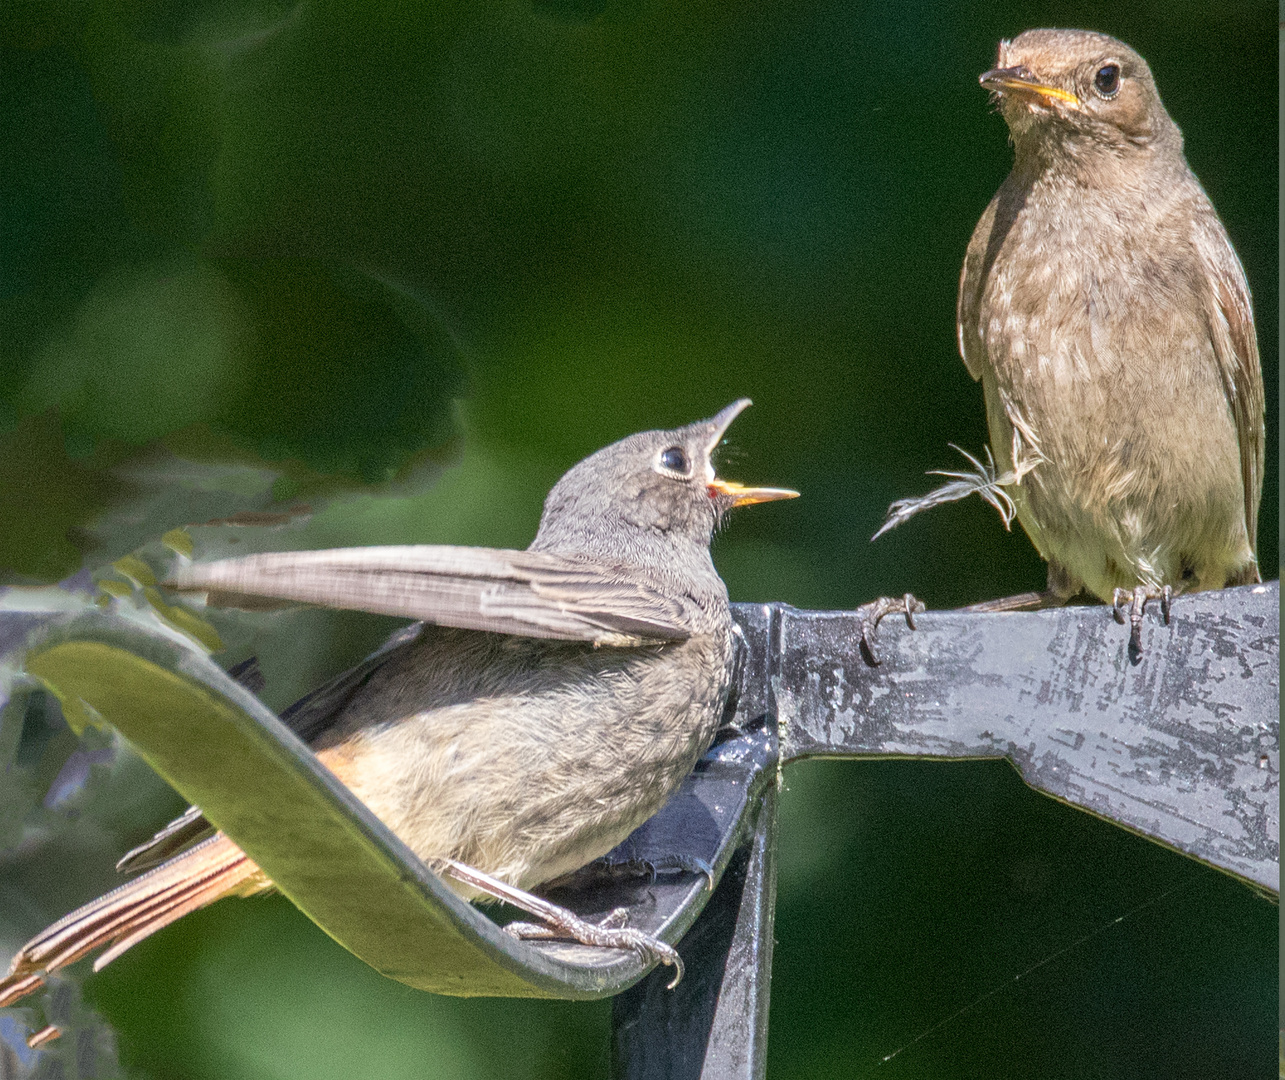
[658,446,690,474]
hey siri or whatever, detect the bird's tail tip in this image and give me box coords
[0,832,262,1010]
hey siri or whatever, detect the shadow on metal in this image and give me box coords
[611,786,777,1080]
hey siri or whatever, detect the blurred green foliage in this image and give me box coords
[0,0,1276,1077]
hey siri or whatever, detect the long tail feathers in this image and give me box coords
[0,833,266,1007]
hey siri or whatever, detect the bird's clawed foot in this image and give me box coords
[544,850,714,892]
[857,593,925,666]
[505,907,684,988]
[1112,584,1173,663]
[641,853,715,892]
[440,858,683,988]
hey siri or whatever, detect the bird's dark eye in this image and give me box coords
[659,446,690,474]
[1093,64,1120,98]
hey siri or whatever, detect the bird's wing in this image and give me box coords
[168,545,693,646]
[116,804,214,873]
[1194,215,1266,552]
[957,194,1002,381]
[135,548,691,873]
[118,622,428,873]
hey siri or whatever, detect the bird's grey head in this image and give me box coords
[530,400,798,573]
[980,30,1179,158]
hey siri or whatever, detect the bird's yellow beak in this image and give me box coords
[980,67,1080,108]
[702,399,800,506]
[706,478,800,507]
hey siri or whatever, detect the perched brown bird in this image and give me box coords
[0,401,798,1005]
[957,29,1264,651]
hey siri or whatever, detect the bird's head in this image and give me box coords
[981,30,1177,156]
[531,400,798,571]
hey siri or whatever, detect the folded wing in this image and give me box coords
[1193,215,1265,556]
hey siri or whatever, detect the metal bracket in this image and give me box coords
[607,582,1277,1078]
[772,583,1279,893]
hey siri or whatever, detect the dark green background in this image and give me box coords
[0,1,1276,1077]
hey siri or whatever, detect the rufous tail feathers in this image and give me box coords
[0,833,267,1008]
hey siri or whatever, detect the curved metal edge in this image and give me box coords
[2,594,777,1000]
[772,583,1280,894]
[13,605,646,999]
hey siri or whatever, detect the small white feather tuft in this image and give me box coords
[872,445,1042,541]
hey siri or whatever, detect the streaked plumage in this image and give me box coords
[958,29,1264,608]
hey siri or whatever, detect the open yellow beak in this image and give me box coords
[707,478,800,507]
[702,399,800,506]
[980,67,1080,108]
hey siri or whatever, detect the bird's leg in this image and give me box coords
[960,590,1069,613]
[651,854,714,890]
[544,851,715,892]
[439,858,684,988]
[962,561,1079,615]
[856,593,925,666]
[1112,584,1173,662]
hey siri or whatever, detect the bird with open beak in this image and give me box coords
[0,401,797,1005]
[957,29,1264,656]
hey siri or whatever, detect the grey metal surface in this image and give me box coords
[611,786,778,1080]
[770,582,1280,893]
